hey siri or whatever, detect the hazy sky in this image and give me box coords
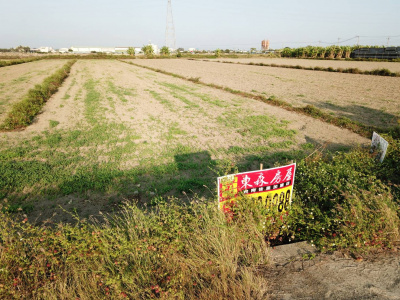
[1,0,399,50]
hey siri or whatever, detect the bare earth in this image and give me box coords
[265,242,400,299]
[0,59,66,123]
[210,57,400,73]
[130,59,400,127]
[15,59,368,151]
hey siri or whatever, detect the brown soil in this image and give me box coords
[0,59,67,124]
[130,59,400,127]
[212,57,400,73]
[264,242,400,299]
[1,59,368,223]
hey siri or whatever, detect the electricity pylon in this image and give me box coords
[165,0,176,50]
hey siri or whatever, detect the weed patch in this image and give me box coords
[49,120,59,128]
[0,200,269,299]
[147,90,175,111]
[107,80,135,103]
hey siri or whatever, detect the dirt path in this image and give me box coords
[130,59,400,128]
[264,242,400,299]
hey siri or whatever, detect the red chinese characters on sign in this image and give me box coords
[236,164,294,194]
[218,163,296,213]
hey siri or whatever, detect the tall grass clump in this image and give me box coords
[0,199,269,299]
[1,60,76,130]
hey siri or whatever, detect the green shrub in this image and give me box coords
[290,141,400,253]
[369,68,393,76]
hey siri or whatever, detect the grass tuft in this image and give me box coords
[188,76,200,83]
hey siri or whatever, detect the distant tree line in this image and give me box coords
[0,45,30,53]
[278,45,387,59]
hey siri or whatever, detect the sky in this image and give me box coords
[1,0,399,50]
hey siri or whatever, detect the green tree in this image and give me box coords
[141,45,154,58]
[160,46,170,56]
[326,46,336,59]
[215,48,222,57]
[250,47,257,54]
[127,47,135,56]
[280,47,292,57]
[15,45,30,53]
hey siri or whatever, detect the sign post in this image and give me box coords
[218,163,296,213]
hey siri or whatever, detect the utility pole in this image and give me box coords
[387,37,390,47]
[165,0,176,50]
[356,36,360,46]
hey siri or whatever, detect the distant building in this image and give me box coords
[115,47,129,54]
[63,45,160,55]
[149,44,159,54]
[58,48,69,53]
[188,48,196,53]
[261,40,270,51]
[70,47,115,54]
[38,46,53,53]
[115,47,141,54]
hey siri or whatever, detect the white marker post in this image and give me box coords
[371,132,389,163]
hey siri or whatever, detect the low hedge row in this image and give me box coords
[0,57,43,68]
[1,60,76,130]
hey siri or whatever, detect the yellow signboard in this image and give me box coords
[218,163,296,213]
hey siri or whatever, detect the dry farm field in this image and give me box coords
[209,57,400,73]
[0,59,66,123]
[1,58,400,299]
[131,59,400,128]
[0,59,368,222]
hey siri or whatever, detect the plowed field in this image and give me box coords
[209,57,400,73]
[130,59,400,127]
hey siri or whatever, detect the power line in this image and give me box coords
[185,33,400,50]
